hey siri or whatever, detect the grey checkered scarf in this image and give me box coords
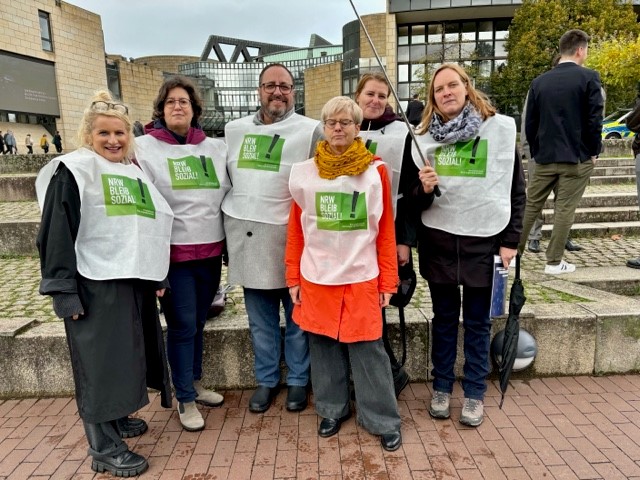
[429,102,482,144]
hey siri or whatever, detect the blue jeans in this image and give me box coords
[243,287,309,388]
[160,257,222,403]
[428,283,491,400]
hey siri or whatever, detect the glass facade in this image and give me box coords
[396,17,509,108]
[389,0,523,11]
[179,51,342,135]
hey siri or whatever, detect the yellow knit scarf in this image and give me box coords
[314,137,374,180]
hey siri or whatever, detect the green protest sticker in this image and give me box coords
[315,191,368,231]
[365,140,378,154]
[102,174,156,219]
[168,155,220,189]
[434,137,488,177]
[237,134,285,171]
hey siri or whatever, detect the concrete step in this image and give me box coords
[542,206,639,224]
[541,220,640,238]
[588,175,636,185]
[547,192,638,209]
[0,174,36,202]
[0,154,52,174]
[523,157,636,169]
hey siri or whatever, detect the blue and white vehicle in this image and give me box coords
[602,109,633,139]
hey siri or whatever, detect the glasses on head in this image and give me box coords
[165,98,191,109]
[91,101,128,115]
[323,119,355,129]
[260,83,294,94]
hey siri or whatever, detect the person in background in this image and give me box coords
[35,91,173,477]
[133,120,145,137]
[354,72,412,397]
[521,54,584,254]
[223,63,322,414]
[410,63,525,427]
[40,133,49,153]
[286,96,402,451]
[53,130,63,153]
[406,93,425,127]
[518,29,602,274]
[25,133,33,154]
[5,130,16,154]
[136,75,231,432]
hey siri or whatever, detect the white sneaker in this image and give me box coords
[194,380,224,407]
[460,398,484,427]
[428,391,451,419]
[544,260,576,275]
[178,401,205,431]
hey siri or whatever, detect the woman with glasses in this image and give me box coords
[136,75,231,431]
[285,96,402,451]
[355,72,415,398]
[35,91,173,477]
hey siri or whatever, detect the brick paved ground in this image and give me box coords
[1,375,640,479]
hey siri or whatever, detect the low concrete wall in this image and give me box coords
[0,175,36,201]
[2,292,640,398]
[0,221,39,255]
[0,154,56,174]
[601,138,635,158]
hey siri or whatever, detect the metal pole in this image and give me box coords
[347,0,441,196]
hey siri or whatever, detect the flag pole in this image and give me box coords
[347,0,441,196]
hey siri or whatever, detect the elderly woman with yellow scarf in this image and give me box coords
[285,96,401,451]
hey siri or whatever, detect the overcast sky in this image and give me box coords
[66,0,388,59]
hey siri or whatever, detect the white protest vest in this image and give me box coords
[35,148,173,281]
[289,159,384,285]
[135,135,230,245]
[223,113,320,225]
[411,114,516,237]
[360,120,408,217]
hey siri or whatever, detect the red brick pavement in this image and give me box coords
[1,375,640,479]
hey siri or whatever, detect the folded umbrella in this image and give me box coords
[498,253,526,409]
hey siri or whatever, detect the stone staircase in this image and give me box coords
[521,157,640,238]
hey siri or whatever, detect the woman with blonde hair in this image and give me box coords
[286,96,402,451]
[36,90,173,477]
[410,63,525,426]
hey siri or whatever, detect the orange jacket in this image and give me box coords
[285,163,397,342]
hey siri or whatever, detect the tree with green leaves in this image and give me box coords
[586,34,640,112]
[492,0,639,115]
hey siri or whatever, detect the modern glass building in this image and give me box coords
[389,0,519,108]
[178,36,342,135]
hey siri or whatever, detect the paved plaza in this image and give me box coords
[2,375,640,479]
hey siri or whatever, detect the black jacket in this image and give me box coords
[404,132,526,288]
[526,62,603,164]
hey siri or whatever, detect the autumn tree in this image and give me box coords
[586,34,640,112]
[492,0,640,115]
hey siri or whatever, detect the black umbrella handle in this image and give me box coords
[515,253,521,280]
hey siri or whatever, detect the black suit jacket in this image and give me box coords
[525,62,603,164]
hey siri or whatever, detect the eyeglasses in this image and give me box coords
[165,98,191,109]
[260,83,294,94]
[91,101,128,115]
[323,119,355,129]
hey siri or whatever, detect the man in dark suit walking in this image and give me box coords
[518,29,603,274]
[406,94,424,127]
